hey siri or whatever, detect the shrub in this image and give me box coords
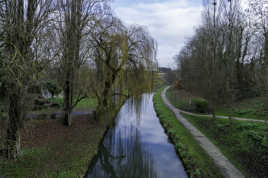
[43,80,62,98]
[192,98,209,113]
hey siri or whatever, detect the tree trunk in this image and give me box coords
[228,115,233,128]
[212,108,216,121]
[96,95,109,122]
[63,80,72,126]
[6,93,22,159]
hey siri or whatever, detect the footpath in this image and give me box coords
[162,86,245,178]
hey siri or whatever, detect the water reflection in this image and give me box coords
[86,94,187,178]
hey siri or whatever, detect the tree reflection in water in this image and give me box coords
[86,95,158,178]
[86,94,187,178]
[86,126,158,178]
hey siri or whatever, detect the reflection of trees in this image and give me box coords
[86,123,158,178]
[125,94,151,125]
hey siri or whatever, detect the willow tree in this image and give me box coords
[55,0,108,126]
[0,0,53,159]
[88,16,157,121]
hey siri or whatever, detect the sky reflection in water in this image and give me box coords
[86,94,187,178]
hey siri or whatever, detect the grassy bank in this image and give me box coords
[215,97,268,120]
[153,89,223,178]
[0,115,107,177]
[167,86,268,120]
[182,113,268,178]
[153,72,168,91]
[166,87,195,112]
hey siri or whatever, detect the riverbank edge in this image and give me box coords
[84,99,127,176]
[153,88,224,178]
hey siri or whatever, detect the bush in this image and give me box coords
[43,80,62,98]
[192,98,209,113]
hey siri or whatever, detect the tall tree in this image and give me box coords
[56,0,106,126]
[177,0,254,118]
[0,0,53,159]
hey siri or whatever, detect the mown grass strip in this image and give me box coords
[153,88,223,178]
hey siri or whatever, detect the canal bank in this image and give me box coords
[158,87,245,178]
[153,88,224,178]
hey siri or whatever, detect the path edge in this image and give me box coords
[161,86,245,178]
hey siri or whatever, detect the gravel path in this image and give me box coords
[162,86,245,178]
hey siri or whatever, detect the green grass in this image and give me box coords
[48,97,97,110]
[153,72,168,91]
[167,86,268,120]
[1,144,100,177]
[75,98,97,109]
[182,113,268,178]
[215,104,268,120]
[26,97,98,116]
[153,88,223,178]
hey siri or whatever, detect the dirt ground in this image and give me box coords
[0,114,108,177]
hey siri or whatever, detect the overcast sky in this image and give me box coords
[111,0,204,68]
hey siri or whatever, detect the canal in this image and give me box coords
[86,94,187,178]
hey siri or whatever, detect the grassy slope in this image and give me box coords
[153,89,223,178]
[215,96,268,120]
[167,86,268,120]
[182,113,268,178]
[153,72,168,91]
[166,87,193,112]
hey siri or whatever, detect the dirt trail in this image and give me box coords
[162,86,245,178]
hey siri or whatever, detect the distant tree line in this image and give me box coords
[0,0,157,159]
[175,0,268,117]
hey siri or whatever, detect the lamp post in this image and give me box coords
[213,0,216,68]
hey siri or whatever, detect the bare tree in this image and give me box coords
[55,0,107,126]
[177,0,255,120]
[0,0,53,159]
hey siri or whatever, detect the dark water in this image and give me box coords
[86,94,187,178]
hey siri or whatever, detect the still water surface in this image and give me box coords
[86,94,187,178]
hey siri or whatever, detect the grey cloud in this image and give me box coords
[112,0,203,67]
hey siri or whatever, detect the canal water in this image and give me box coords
[86,94,187,178]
